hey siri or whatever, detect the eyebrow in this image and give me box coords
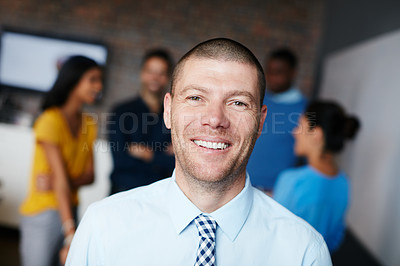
[179,85,210,95]
[180,85,257,103]
[226,90,257,104]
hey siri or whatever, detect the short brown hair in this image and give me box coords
[171,38,266,106]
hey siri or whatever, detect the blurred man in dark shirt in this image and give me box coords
[108,49,175,194]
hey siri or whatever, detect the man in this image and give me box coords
[247,48,308,191]
[108,49,175,194]
[67,39,331,265]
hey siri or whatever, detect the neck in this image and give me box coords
[175,166,246,213]
[60,97,82,117]
[308,151,338,177]
[269,85,292,95]
[140,88,162,113]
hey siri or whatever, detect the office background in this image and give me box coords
[1,1,400,265]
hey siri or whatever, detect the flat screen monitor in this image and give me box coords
[0,28,108,93]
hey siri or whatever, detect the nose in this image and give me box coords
[201,103,230,129]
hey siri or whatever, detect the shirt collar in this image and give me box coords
[167,171,202,236]
[266,87,303,104]
[167,170,254,242]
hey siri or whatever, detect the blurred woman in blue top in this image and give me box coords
[273,100,360,252]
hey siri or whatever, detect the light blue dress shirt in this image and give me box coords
[66,171,332,265]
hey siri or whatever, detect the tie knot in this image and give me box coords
[194,214,217,241]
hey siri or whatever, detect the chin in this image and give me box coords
[146,85,163,93]
[294,148,304,157]
[185,159,240,186]
[194,169,225,183]
[84,96,97,105]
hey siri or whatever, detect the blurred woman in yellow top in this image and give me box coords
[19,55,103,266]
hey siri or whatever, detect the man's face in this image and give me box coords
[164,58,267,184]
[265,59,295,93]
[140,57,170,93]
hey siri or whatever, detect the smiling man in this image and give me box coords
[66,38,331,265]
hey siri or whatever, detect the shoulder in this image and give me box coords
[252,188,326,244]
[338,171,349,181]
[288,88,308,109]
[335,171,351,189]
[274,166,316,196]
[294,95,308,110]
[86,178,171,218]
[292,87,308,103]
[298,90,308,102]
[277,166,310,183]
[34,108,62,130]
[35,108,60,123]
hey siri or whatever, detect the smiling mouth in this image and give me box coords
[193,140,230,150]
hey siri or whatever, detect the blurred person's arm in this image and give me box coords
[70,153,94,189]
[40,141,75,226]
[128,143,154,162]
[40,141,75,264]
[36,146,95,192]
[128,142,174,165]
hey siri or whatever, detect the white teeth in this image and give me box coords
[193,140,229,150]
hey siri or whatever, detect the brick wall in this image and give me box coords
[0,0,325,125]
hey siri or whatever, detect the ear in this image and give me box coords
[312,126,324,145]
[257,104,268,139]
[163,93,172,129]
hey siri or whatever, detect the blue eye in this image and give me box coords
[189,96,201,101]
[233,101,247,107]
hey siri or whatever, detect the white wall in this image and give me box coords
[320,29,400,266]
[78,141,112,220]
[0,124,32,227]
[0,123,111,227]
